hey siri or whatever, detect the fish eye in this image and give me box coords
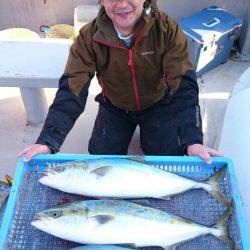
[51,211,61,218]
[55,166,64,172]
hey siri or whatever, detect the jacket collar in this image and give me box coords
[93,1,158,48]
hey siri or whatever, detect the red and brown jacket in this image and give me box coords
[37,0,203,152]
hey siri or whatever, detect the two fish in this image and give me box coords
[32,157,233,249]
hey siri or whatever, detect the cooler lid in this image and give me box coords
[179,6,243,44]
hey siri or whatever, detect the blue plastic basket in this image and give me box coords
[0,155,249,249]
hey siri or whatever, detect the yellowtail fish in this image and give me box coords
[39,157,230,206]
[31,200,234,249]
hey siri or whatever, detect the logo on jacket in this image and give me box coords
[141,51,155,56]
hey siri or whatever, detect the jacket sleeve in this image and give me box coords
[162,17,203,152]
[36,28,96,153]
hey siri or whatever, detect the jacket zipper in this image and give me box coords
[128,49,140,110]
[93,24,146,111]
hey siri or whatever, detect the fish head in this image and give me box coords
[31,202,89,237]
[39,161,89,189]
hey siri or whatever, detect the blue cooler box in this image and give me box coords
[179,6,242,77]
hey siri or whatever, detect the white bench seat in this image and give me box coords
[0,38,72,125]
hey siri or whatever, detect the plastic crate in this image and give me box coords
[0,155,249,249]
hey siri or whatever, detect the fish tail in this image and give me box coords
[204,166,232,207]
[212,207,235,249]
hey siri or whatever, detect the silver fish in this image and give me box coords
[31,200,234,249]
[39,157,230,206]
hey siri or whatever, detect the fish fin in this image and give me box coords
[212,207,235,249]
[91,215,113,224]
[127,157,147,164]
[90,166,113,177]
[205,166,232,207]
[129,199,151,206]
[159,195,171,201]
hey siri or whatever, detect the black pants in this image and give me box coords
[88,94,183,156]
